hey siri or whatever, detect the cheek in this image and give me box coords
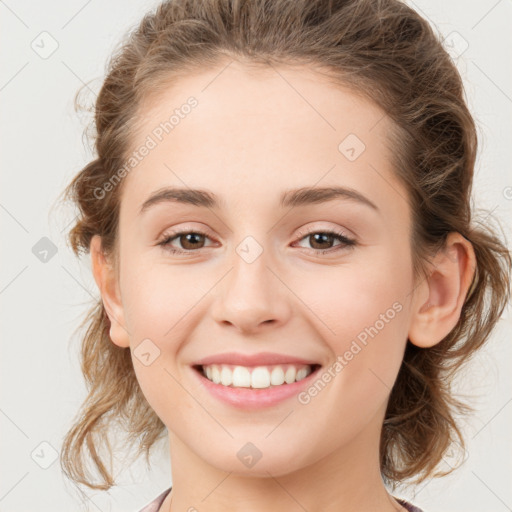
[120,254,210,338]
[300,251,412,407]
[303,248,412,342]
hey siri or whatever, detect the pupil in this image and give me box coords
[182,233,204,249]
[311,233,332,249]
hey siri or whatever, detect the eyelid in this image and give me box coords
[159,222,354,240]
[294,224,355,240]
[157,222,357,255]
[158,222,215,240]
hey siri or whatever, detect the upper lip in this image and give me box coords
[192,352,321,367]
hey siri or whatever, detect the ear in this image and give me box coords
[90,235,130,348]
[408,232,477,348]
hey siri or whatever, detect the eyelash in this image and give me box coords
[157,227,356,256]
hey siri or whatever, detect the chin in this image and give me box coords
[199,442,311,478]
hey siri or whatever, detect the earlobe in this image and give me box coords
[90,235,131,348]
[408,232,476,348]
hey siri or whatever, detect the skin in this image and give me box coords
[90,60,476,512]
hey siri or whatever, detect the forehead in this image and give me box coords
[120,61,407,222]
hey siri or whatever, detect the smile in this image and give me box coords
[196,363,321,389]
[191,363,323,410]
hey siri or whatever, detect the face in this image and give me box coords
[102,61,420,477]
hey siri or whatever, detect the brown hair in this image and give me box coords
[58,0,511,495]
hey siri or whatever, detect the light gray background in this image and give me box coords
[1,0,511,511]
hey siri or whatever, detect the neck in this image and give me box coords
[162,412,406,512]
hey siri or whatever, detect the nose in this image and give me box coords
[210,248,292,334]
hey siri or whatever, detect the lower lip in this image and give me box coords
[191,365,322,410]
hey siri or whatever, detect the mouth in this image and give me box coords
[192,363,322,389]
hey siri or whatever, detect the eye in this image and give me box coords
[157,229,214,255]
[293,228,356,255]
[157,227,357,256]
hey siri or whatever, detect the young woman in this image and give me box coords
[58,1,511,511]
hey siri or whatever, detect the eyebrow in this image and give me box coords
[139,185,379,215]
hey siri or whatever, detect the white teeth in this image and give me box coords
[296,367,309,381]
[200,364,315,389]
[285,366,296,384]
[270,366,285,386]
[220,366,232,386]
[211,366,220,384]
[232,366,251,387]
[251,367,270,388]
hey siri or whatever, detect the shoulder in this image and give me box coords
[137,489,422,512]
[137,487,172,512]
[395,497,425,512]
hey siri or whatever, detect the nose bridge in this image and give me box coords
[210,231,291,332]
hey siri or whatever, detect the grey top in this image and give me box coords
[137,487,425,511]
